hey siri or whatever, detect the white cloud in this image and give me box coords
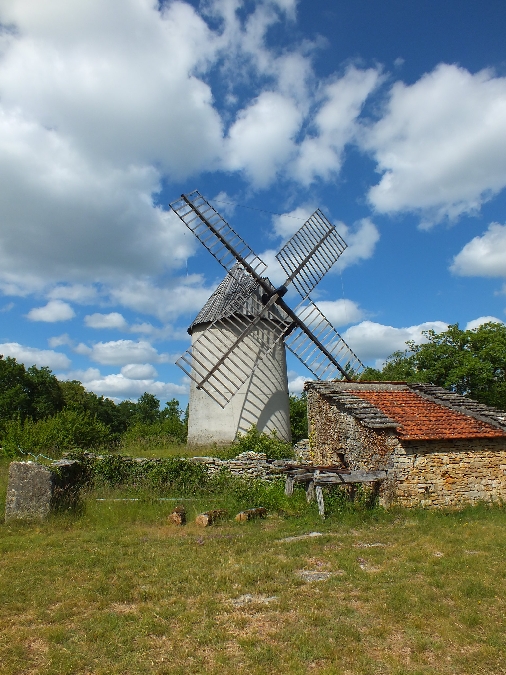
[288,374,307,394]
[315,299,364,327]
[292,66,381,185]
[336,218,380,270]
[75,339,171,366]
[225,91,302,187]
[451,223,506,277]
[0,342,71,369]
[48,284,100,304]
[84,312,128,330]
[48,333,73,348]
[26,300,75,322]
[61,367,187,402]
[465,316,504,331]
[120,363,159,379]
[342,320,449,363]
[364,64,506,226]
[109,275,215,323]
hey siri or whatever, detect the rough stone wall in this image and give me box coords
[307,389,506,508]
[307,389,399,470]
[388,438,506,508]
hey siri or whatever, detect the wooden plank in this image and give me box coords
[314,470,387,485]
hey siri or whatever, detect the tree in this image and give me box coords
[135,392,161,424]
[289,392,308,442]
[361,322,506,410]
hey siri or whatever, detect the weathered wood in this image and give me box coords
[195,509,228,527]
[315,485,325,518]
[316,470,387,484]
[168,505,186,525]
[284,476,294,496]
[235,507,267,522]
[306,480,315,503]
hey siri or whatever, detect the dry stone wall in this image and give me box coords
[307,389,506,509]
[389,438,506,508]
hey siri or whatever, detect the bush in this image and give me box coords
[1,409,114,458]
[66,451,209,494]
[228,426,293,460]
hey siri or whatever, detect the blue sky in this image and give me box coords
[1,0,506,405]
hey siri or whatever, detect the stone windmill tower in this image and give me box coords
[170,191,364,446]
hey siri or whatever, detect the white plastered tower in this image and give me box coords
[186,271,291,445]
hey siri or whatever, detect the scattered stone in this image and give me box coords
[433,551,444,557]
[354,542,387,548]
[234,451,267,461]
[195,509,228,527]
[235,507,267,522]
[297,570,332,582]
[229,594,278,607]
[278,531,323,543]
[168,505,186,525]
[357,557,380,572]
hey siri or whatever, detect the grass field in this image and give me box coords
[1,456,506,674]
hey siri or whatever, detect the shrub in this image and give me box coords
[229,426,293,460]
[1,409,114,458]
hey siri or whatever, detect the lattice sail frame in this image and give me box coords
[170,191,364,407]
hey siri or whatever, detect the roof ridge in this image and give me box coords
[408,383,506,432]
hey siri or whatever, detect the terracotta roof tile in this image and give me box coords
[351,391,506,441]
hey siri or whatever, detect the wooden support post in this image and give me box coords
[315,486,325,518]
[285,476,294,496]
[306,480,315,503]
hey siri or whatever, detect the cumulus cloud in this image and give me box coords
[315,299,364,327]
[292,66,381,185]
[288,374,307,394]
[60,367,187,401]
[120,363,159,380]
[75,339,172,366]
[26,300,75,322]
[451,223,506,277]
[364,64,506,226]
[342,320,449,364]
[84,312,129,330]
[336,218,380,271]
[465,316,504,330]
[225,91,302,187]
[0,342,71,369]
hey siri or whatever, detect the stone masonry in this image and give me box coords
[306,381,506,509]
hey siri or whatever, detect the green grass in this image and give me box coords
[2,458,506,674]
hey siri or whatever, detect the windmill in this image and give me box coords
[170,190,364,445]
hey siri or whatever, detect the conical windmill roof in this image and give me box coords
[188,264,289,335]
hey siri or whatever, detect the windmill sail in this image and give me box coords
[285,300,363,380]
[276,209,347,300]
[170,191,267,277]
[171,191,365,406]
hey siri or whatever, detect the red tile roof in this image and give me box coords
[352,391,506,441]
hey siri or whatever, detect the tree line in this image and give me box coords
[2,321,504,456]
[0,354,187,456]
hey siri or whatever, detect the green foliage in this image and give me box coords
[361,322,506,410]
[67,451,210,494]
[1,409,113,458]
[289,392,308,442]
[229,426,293,460]
[0,356,64,435]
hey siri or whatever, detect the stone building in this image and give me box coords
[305,380,506,508]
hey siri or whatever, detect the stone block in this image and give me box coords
[5,460,83,522]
